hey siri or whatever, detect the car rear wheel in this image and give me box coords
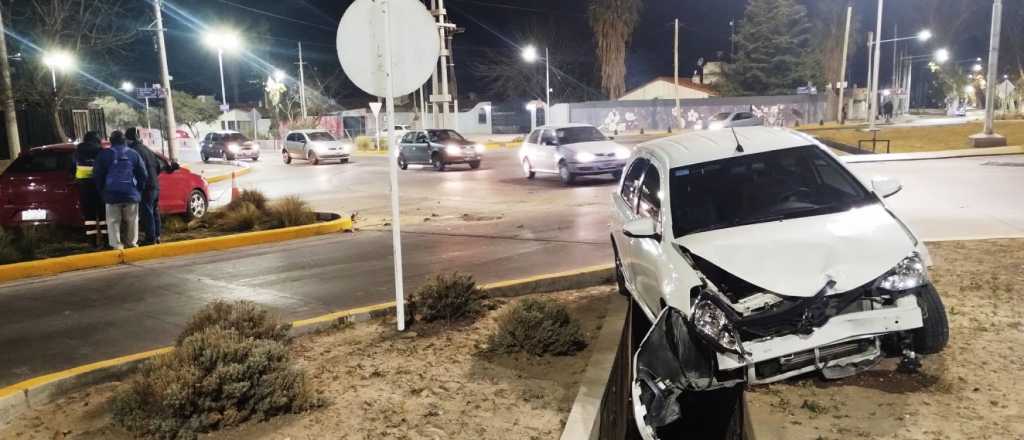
[432,154,446,171]
[282,150,292,164]
[469,160,481,169]
[522,158,535,179]
[614,242,629,297]
[251,155,259,162]
[612,170,623,180]
[308,151,320,165]
[187,190,208,220]
[397,154,409,170]
[912,284,949,355]
[201,152,209,163]
[558,162,575,185]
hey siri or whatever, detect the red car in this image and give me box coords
[0,143,209,228]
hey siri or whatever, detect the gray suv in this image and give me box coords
[397,129,484,171]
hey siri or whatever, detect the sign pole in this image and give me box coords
[381,0,406,331]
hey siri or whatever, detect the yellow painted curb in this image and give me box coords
[203,166,252,184]
[0,217,353,284]
[353,150,389,157]
[0,347,173,399]
[484,142,522,150]
[291,302,397,328]
[480,264,613,290]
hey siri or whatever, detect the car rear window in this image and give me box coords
[6,151,74,174]
[223,133,249,143]
[307,132,336,142]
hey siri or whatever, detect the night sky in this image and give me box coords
[119,0,994,105]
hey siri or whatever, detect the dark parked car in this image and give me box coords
[397,129,484,171]
[0,143,209,228]
[200,130,260,162]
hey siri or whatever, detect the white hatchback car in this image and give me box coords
[611,127,948,438]
[519,123,630,185]
[282,129,353,165]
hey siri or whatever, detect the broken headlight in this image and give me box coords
[691,299,740,354]
[877,252,928,291]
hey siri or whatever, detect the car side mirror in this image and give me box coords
[871,176,902,198]
[167,161,181,173]
[623,217,661,240]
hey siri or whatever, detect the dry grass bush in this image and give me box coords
[267,196,317,228]
[489,298,587,356]
[409,272,487,323]
[213,201,263,232]
[0,226,21,263]
[227,189,269,212]
[111,327,320,439]
[176,300,291,345]
[162,216,188,234]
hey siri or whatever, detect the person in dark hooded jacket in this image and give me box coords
[126,127,162,245]
[74,131,105,228]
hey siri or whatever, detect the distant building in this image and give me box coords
[693,61,725,86]
[619,77,718,101]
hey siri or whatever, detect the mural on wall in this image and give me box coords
[566,95,827,132]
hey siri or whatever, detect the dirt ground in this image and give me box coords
[747,239,1024,440]
[801,120,1024,153]
[0,286,617,440]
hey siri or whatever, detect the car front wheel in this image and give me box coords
[282,150,292,164]
[397,154,408,170]
[522,158,535,179]
[912,284,949,355]
[558,162,575,185]
[308,151,320,165]
[432,154,446,171]
[187,190,208,220]
[469,160,481,169]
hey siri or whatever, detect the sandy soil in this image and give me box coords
[1,286,616,440]
[747,239,1024,440]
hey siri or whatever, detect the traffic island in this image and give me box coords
[0,285,619,439]
[745,239,1024,439]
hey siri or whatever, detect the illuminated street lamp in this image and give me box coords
[917,29,933,42]
[972,64,983,72]
[521,44,551,109]
[42,50,75,92]
[203,28,242,113]
[934,48,950,64]
[120,81,135,93]
[272,69,286,82]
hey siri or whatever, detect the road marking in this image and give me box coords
[0,347,173,399]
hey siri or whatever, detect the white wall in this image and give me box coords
[619,80,712,101]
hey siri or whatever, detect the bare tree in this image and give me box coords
[3,0,140,141]
[588,0,643,99]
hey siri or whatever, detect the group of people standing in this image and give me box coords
[74,128,162,249]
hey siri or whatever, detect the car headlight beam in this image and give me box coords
[473,143,486,154]
[445,144,461,156]
[576,151,596,163]
[877,252,928,291]
[226,143,240,153]
[615,147,630,160]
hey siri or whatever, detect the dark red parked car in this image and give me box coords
[0,143,209,228]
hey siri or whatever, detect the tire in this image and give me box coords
[612,170,623,181]
[201,152,209,163]
[522,158,535,179]
[613,241,629,297]
[339,158,349,164]
[558,161,575,185]
[225,153,236,161]
[912,284,949,355]
[397,154,408,170]
[431,154,446,171]
[251,155,259,162]
[282,150,292,164]
[308,151,320,165]
[186,190,208,220]
[469,160,481,169]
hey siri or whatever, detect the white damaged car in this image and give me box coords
[610,127,948,438]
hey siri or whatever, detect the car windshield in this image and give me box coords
[555,126,606,145]
[429,130,466,143]
[224,133,248,143]
[711,112,732,121]
[307,132,336,142]
[670,145,874,237]
[6,151,73,174]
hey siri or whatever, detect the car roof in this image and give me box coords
[287,129,331,133]
[535,123,595,130]
[211,130,242,134]
[638,127,821,168]
[30,143,77,153]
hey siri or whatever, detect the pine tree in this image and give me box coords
[721,0,813,96]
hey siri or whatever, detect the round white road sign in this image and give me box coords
[337,0,440,97]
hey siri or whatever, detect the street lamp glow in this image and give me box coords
[42,50,75,71]
[882,89,891,96]
[972,64,983,72]
[120,81,135,92]
[917,29,933,42]
[934,48,950,63]
[964,85,975,94]
[203,29,241,52]
[273,69,286,82]
[521,45,539,63]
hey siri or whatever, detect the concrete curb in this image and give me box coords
[840,145,1023,163]
[560,295,628,440]
[0,216,354,285]
[202,165,252,184]
[0,264,614,425]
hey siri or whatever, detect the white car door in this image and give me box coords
[521,129,542,169]
[612,157,650,306]
[631,160,667,313]
[539,129,561,171]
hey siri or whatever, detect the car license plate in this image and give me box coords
[21,209,46,221]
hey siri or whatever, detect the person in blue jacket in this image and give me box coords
[93,131,148,249]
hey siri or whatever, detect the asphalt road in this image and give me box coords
[0,143,1022,387]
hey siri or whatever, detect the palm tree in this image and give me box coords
[588,0,643,99]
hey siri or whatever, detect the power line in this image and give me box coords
[212,0,336,31]
[447,0,583,16]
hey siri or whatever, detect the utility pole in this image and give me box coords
[0,7,21,159]
[866,32,873,122]
[673,18,680,132]
[892,23,898,90]
[837,4,852,124]
[437,0,451,128]
[544,47,550,113]
[153,0,178,161]
[297,42,308,119]
[868,0,883,131]
[970,0,1006,147]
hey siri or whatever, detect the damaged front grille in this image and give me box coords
[754,339,874,379]
[735,283,869,340]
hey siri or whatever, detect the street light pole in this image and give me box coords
[970,0,1006,147]
[298,42,308,119]
[869,0,883,131]
[837,4,852,124]
[217,49,227,114]
[153,0,178,161]
[0,6,20,159]
[545,47,550,110]
[674,18,680,131]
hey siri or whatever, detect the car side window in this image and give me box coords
[735,112,753,121]
[286,134,295,142]
[527,130,540,144]
[401,132,414,143]
[637,166,661,219]
[620,158,649,209]
[211,134,221,143]
[541,130,557,146]
[415,132,428,143]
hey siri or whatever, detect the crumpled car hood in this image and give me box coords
[673,204,915,297]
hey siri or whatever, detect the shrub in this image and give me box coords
[227,189,269,212]
[489,298,587,356]
[355,135,388,151]
[176,300,291,345]
[267,196,317,228]
[214,201,263,232]
[409,272,487,323]
[111,327,319,439]
[162,216,188,234]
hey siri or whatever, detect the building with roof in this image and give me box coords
[619,77,719,101]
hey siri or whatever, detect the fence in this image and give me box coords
[1,107,106,159]
[549,95,828,133]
